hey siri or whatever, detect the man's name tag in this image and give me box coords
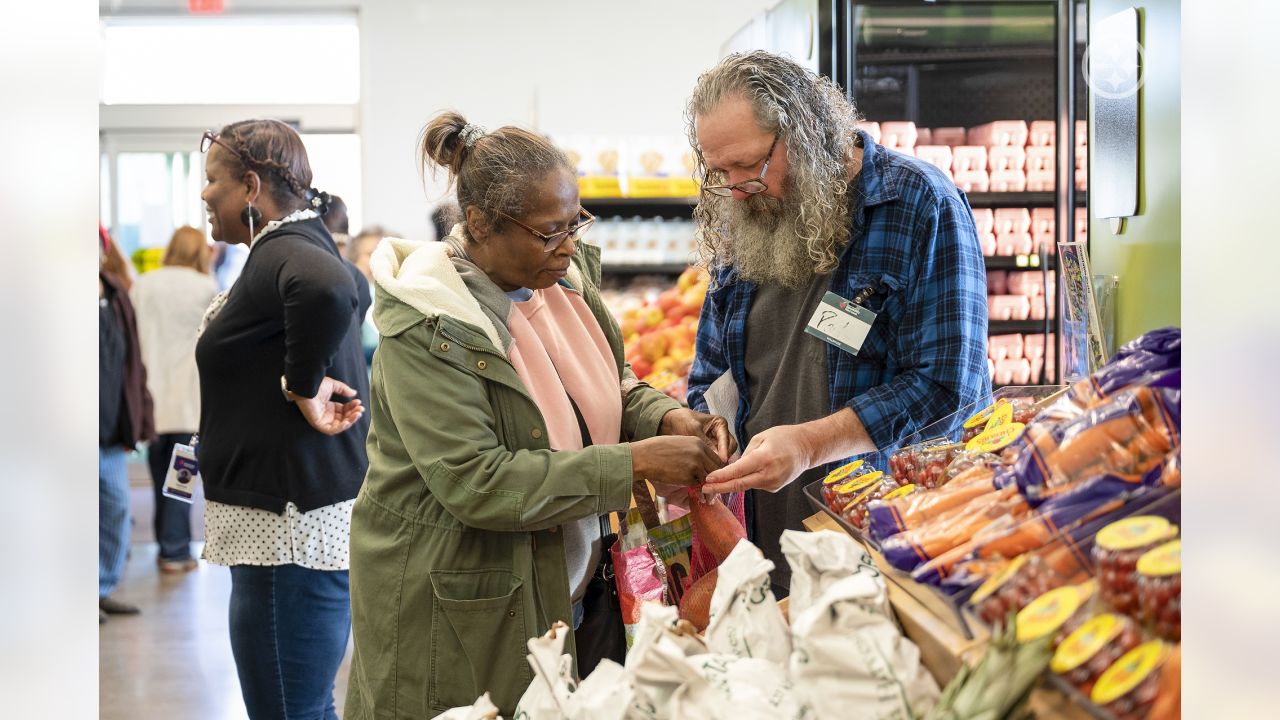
[162,443,200,504]
[804,291,877,356]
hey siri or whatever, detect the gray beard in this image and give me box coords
[725,191,827,290]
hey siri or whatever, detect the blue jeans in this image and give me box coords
[99,446,130,596]
[146,433,195,561]
[228,564,351,720]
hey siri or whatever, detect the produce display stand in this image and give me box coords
[803,511,1098,720]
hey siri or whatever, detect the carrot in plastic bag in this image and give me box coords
[880,485,1027,573]
[868,465,997,542]
[1148,643,1181,720]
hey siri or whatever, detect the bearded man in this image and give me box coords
[687,51,990,596]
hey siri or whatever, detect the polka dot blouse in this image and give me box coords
[201,499,353,570]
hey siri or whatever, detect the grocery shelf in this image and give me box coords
[967,191,1087,208]
[857,46,1056,66]
[989,320,1053,335]
[581,197,698,220]
[984,255,1056,271]
[601,263,690,275]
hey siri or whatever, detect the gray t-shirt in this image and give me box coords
[743,273,832,594]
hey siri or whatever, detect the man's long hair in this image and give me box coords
[685,52,862,278]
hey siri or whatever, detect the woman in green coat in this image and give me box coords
[344,112,734,719]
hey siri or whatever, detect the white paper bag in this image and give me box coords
[781,530,940,719]
[704,539,792,666]
[624,603,708,716]
[428,692,501,720]
[513,622,575,720]
[563,658,645,720]
[668,654,812,720]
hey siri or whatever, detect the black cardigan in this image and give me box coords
[195,217,370,513]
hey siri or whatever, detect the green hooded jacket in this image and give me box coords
[343,235,679,718]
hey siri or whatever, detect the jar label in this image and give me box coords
[969,555,1028,606]
[1137,539,1181,577]
[1096,516,1177,552]
[1091,641,1169,706]
[986,400,1015,430]
[1016,581,1095,643]
[1052,613,1124,673]
[835,471,883,495]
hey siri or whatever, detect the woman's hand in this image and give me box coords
[659,408,737,463]
[630,435,724,487]
[287,376,365,435]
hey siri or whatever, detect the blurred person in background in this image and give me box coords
[130,226,218,573]
[342,112,732,717]
[99,225,155,623]
[322,194,373,326]
[322,194,351,255]
[430,200,461,241]
[196,119,369,720]
[346,224,388,286]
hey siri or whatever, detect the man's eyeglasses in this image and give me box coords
[701,136,779,197]
[495,207,596,253]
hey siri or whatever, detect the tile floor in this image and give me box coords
[99,459,352,719]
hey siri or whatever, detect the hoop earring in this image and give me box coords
[240,202,262,238]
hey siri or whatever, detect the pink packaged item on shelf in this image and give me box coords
[988,334,1025,362]
[988,145,1026,172]
[862,122,882,144]
[987,270,1008,295]
[968,121,1029,148]
[989,357,997,381]
[952,146,988,173]
[970,207,995,236]
[994,208,1032,235]
[1075,120,1088,147]
[1028,121,1056,147]
[1026,146,1055,173]
[990,169,1027,192]
[954,170,990,192]
[1076,152,1088,171]
[915,145,954,174]
[1024,333,1044,360]
[981,234,998,257]
[896,146,916,157]
[1034,232,1055,255]
[997,232,1034,256]
[988,295,1032,321]
[1027,170,1055,191]
[1007,271,1044,297]
[880,121,918,149]
[916,127,933,146]
[933,127,967,147]
[1029,296,1054,321]
[995,358,1033,385]
[1076,169,1087,191]
[1031,208,1055,235]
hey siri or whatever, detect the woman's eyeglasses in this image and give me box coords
[700,135,779,197]
[200,130,255,168]
[495,207,596,253]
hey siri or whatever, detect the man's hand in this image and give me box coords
[701,423,815,494]
[660,408,737,463]
[701,407,876,495]
[288,376,365,435]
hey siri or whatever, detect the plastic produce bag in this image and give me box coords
[704,540,791,666]
[429,693,501,720]
[512,622,575,720]
[781,531,941,719]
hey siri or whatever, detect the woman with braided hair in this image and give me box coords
[195,118,369,720]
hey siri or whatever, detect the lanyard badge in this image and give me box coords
[804,288,878,356]
[162,435,201,503]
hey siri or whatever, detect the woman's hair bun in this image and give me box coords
[420,111,471,179]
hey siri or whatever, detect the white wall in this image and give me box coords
[360,0,775,240]
[98,0,777,241]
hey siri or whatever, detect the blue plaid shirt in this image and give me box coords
[687,130,991,473]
